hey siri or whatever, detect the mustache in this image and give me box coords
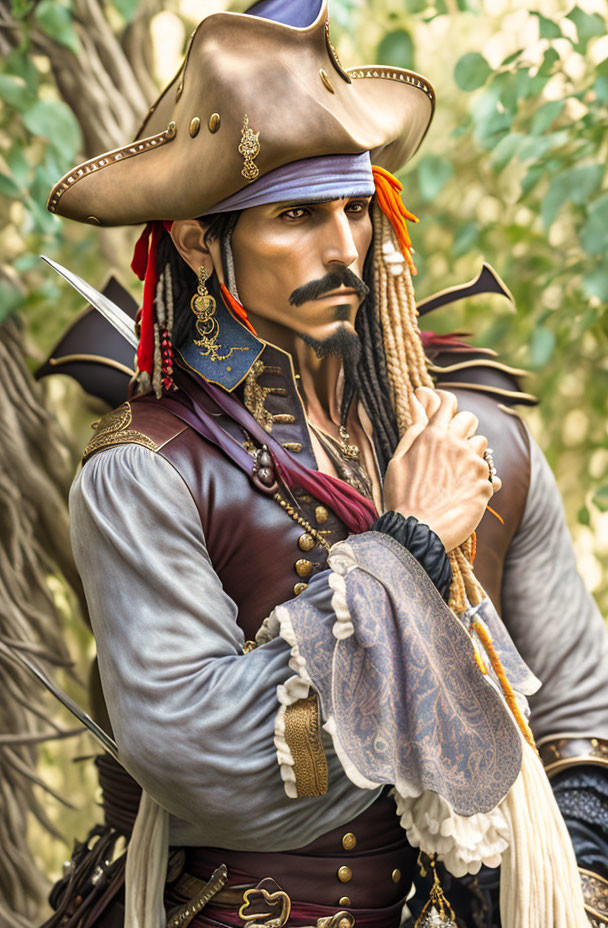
[289,267,369,307]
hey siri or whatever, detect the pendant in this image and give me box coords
[414,856,457,928]
[338,425,360,461]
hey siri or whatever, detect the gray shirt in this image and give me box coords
[69,433,608,849]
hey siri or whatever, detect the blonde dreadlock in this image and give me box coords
[371,201,485,615]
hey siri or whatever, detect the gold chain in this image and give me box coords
[272,492,331,551]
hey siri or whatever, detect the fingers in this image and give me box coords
[449,411,479,440]
[428,390,458,429]
[414,387,441,420]
[468,434,488,456]
[409,392,430,428]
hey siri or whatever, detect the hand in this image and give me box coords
[383,388,501,552]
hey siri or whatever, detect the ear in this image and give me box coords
[170,220,224,283]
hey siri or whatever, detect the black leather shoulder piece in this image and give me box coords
[419,263,537,407]
[429,349,537,407]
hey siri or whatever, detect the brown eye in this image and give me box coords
[281,207,309,220]
[346,200,369,214]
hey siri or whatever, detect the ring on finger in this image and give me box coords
[483,448,497,483]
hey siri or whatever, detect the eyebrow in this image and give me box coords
[274,194,374,208]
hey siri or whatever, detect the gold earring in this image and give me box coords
[190,265,226,361]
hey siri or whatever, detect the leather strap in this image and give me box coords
[538,736,608,778]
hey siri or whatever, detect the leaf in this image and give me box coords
[6,50,39,93]
[517,130,568,162]
[0,173,22,197]
[453,221,480,257]
[6,142,30,189]
[583,266,608,302]
[10,0,33,19]
[530,99,563,134]
[520,164,543,196]
[112,0,140,22]
[593,75,608,103]
[592,486,608,513]
[0,74,35,111]
[491,132,524,172]
[377,30,414,69]
[407,0,427,10]
[529,325,556,368]
[537,47,559,77]
[578,504,590,526]
[530,11,562,39]
[23,100,82,162]
[541,165,603,229]
[0,281,24,323]
[417,154,454,201]
[474,109,512,149]
[566,7,605,52]
[34,0,80,56]
[580,193,608,256]
[454,52,491,92]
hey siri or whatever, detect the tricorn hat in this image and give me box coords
[47,0,435,227]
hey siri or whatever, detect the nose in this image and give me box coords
[321,208,359,270]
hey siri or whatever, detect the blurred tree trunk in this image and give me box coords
[0,2,161,921]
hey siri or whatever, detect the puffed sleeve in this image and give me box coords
[500,436,608,742]
[69,444,381,851]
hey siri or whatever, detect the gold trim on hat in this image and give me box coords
[47,126,177,216]
[348,65,435,105]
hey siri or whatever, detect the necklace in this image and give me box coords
[338,424,361,460]
[309,422,373,500]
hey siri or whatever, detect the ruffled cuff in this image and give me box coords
[372,511,452,601]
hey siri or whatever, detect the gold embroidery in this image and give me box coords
[243,361,291,433]
[284,694,329,797]
[239,115,260,182]
[244,361,274,432]
[82,403,158,463]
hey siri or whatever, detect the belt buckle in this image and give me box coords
[239,880,291,927]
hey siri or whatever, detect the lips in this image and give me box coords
[315,288,358,300]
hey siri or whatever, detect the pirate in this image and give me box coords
[41,1,608,927]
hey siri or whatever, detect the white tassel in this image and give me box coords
[124,789,169,928]
[499,740,588,928]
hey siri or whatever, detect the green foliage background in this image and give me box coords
[1,0,607,901]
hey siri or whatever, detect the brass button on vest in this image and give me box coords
[342,832,357,851]
[295,558,314,578]
[293,582,308,596]
[337,865,352,883]
[392,868,401,883]
[315,505,329,523]
[298,533,315,552]
[339,896,351,906]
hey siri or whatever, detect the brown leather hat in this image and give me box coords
[47,0,435,227]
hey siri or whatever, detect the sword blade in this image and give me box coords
[41,255,139,350]
[0,640,120,762]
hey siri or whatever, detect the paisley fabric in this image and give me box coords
[271,531,524,816]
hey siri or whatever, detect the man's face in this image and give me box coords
[230,196,373,345]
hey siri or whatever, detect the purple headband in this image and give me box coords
[202,152,375,215]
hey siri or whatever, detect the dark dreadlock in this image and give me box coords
[154,206,399,470]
